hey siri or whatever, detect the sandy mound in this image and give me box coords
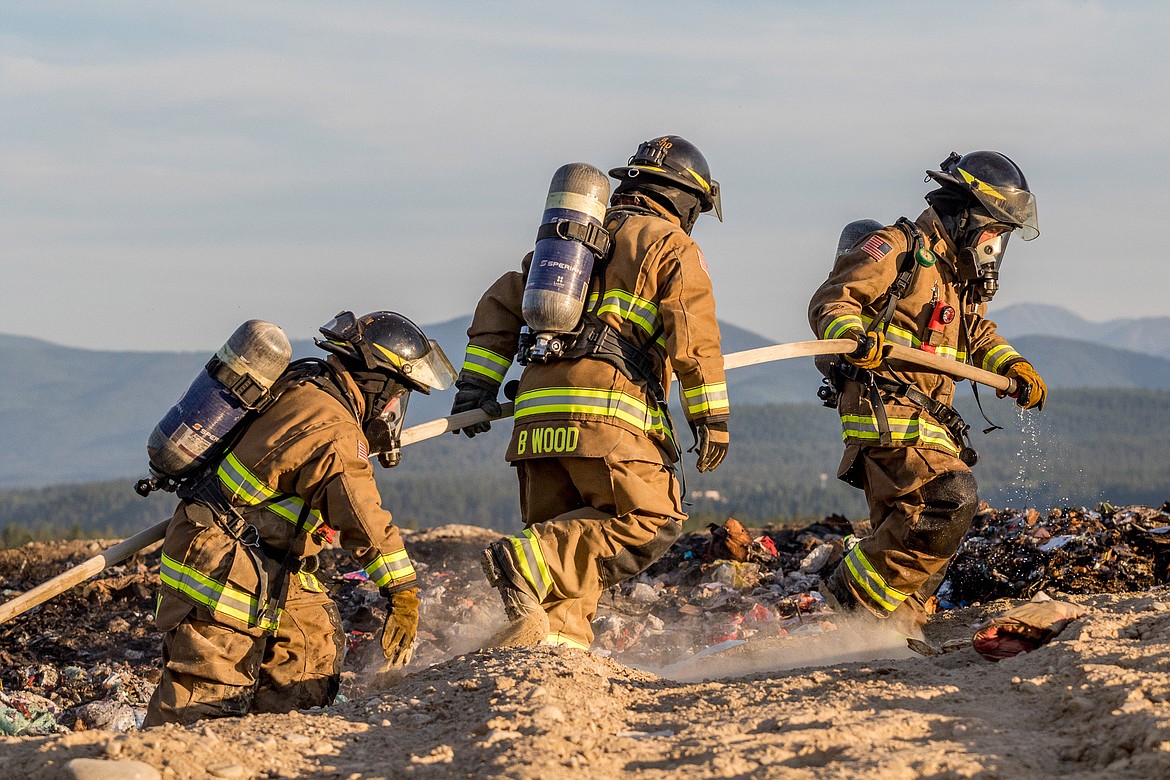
[5,596,1170,778]
[3,508,1170,778]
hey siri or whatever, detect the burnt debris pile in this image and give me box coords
[944,503,1170,606]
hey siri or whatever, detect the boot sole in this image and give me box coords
[480,547,504,588]
[480,543,549,647]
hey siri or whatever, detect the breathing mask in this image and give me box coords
[364,380,410,468]
[956,223,1011,303]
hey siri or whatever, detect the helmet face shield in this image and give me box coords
[387,339,456,394]
[955,167,1039,241]
[706,179,722,222]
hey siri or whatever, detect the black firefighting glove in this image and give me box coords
[380,586,419,667]
[998,361,1047,411]
[449,378,502,438]
[844,329,885,370]
[692,420,730,473]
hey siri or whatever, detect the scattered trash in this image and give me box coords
[0,690,61,736]
[972,592,1088,661]
[707,517,753,561]
[799,543,833,573]
[628,582,660,603]
[73,699,143,732]
[1,507,1167,719]
[1038,535,1077,552]
[617,729,675,739]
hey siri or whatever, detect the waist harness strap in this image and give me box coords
[559,312,665,404]
[833,362,976,464]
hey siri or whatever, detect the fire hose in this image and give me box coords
[0,337,1015,626]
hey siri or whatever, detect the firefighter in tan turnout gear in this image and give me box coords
[452,136,730,649]
[145,311,456,725]
[809,151,1047,633]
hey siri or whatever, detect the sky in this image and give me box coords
[2,0,1168,352]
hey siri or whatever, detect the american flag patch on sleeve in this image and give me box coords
[357,441,369,463]
[862,235,894,261]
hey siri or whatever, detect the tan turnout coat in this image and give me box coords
[808,207,1026,461]
[460,201,729,466]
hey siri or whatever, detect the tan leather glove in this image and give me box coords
[999,361,1047,411]
[844,329,885,370]
[380,587,419,667]
[694,420,729,473]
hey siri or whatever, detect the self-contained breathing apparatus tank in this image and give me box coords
[520,163,611,362]
[836,219,885,258]
[135,320,292,496]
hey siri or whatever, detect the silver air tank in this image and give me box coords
[146,320,291,481]
[837,219,885,258]
[522,163,610,358]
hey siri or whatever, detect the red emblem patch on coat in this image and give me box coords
[861,236,893,261]
[357,441,369,463]
[697,249,710,278]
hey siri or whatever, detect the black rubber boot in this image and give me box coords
[480,541,549,648]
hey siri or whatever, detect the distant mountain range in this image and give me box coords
[1,304,1167,487]
[990,303,1170,360]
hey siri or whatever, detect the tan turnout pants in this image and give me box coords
[510,455,685,648]
[830,446,979,627]
[144,572,344,726]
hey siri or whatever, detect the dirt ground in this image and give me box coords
[3,508,1170,779]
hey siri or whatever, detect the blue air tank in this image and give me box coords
[522,163,611,334]
[147,320,291,479]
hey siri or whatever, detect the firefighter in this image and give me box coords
[452,136,730,649]
[809,150,1047,634]
[144,311,456,726]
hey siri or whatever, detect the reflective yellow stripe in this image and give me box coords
[842,546,908,612]
[365,549,417,589]
[217,453,324,532]
[629,164,711,194]
[982,344,1021,373]
[545,633,590,651]
[515,387,674,442]
[683,382,729,416]
[462,346,511,384]
[860,315,967,361]
[509,528,552,600]
[587,289,660,337]
[825,314,863,341]
[840,414,960,454]
[160,553,280,630]
[958,167,1007,200]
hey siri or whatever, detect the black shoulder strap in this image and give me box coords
[283,357,360,420]
[872,217,925,334]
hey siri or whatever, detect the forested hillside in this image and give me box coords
[5,313,1170,487]
[3,389,1167,547]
